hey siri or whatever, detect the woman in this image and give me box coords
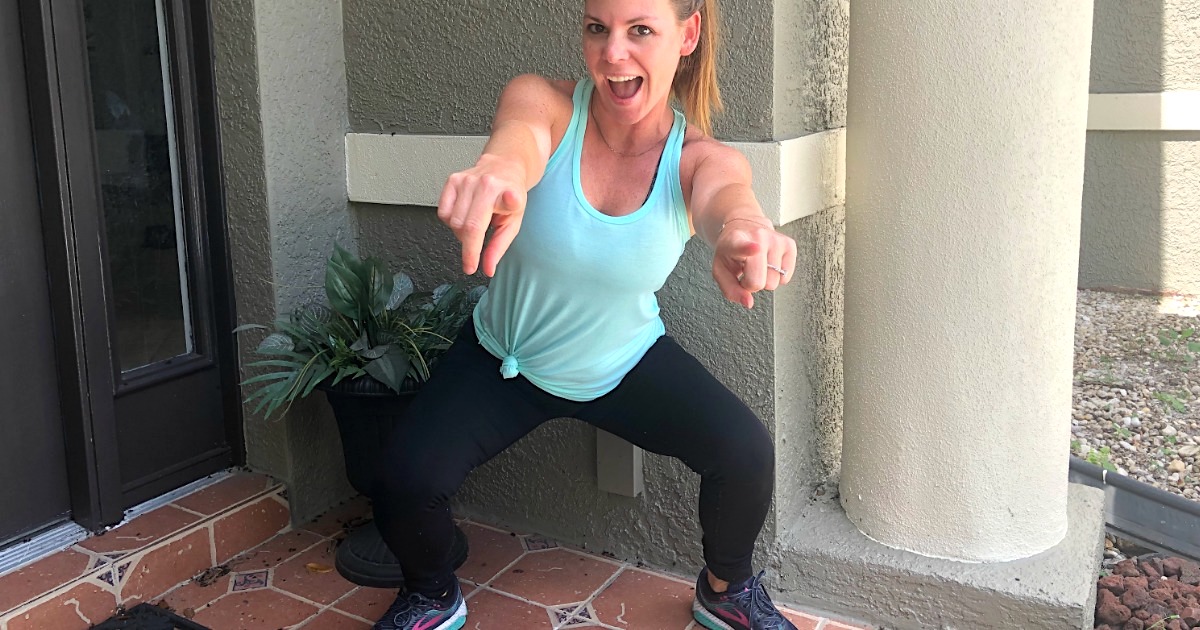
[371,0,800,628]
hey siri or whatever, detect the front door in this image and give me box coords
[0,0,73,547]
[79,0,233,508]
[4,0,241,538]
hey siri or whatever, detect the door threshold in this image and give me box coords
[0,521,88,577]
[0,469,234,578]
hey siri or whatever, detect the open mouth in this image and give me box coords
[607,75,643,100]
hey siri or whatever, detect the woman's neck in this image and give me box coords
[588,93,673,158]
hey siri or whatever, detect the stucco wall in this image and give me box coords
[773,0,848,135]
[213,0,358,522]
[1090,0,1200,92]
[212,0,285,479]
[344,0,783,141]
[1081,0,1200,295]
[1080,133,1200,295]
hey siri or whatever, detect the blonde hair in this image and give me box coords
[671,0,723,136]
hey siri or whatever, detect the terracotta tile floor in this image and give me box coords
[0,471,873,629]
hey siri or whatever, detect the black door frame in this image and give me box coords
[16,0,243,531]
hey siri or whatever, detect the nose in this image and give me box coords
[603,34,628,63]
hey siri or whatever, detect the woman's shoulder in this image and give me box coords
[679,125,745,175]
[500,74,577,111]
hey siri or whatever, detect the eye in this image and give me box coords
[585,23,605,34]
[632,25,653,36]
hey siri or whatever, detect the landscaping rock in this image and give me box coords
[1096,554,1200,629]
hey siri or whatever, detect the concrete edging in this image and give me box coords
[772,483,1105,629]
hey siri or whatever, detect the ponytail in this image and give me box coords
[672,0,722,136]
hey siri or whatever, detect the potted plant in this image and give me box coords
[237,244,482,587]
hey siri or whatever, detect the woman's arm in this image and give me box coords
[688,141,798,309]
[437,74,571,277]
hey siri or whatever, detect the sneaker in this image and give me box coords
[373,579,467,630]
[693,567,798,630]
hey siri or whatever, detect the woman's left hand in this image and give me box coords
[712,221,797,309]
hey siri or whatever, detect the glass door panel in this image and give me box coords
[83,0,193,372]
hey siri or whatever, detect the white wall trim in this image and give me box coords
[345,129,846,225]
[1088,92,1200,131]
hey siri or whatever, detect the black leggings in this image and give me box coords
[371,324,775,596]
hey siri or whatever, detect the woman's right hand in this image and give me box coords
[437,154,528,277]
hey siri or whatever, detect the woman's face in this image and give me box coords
[582,0,700,124]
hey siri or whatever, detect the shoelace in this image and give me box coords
[387,591,442,626]
[728,571,786,627]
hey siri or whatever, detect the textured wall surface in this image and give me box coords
[1090,0,1200,92]
[211,0,287,479]
[213,0,358,522]
[1080,132,1200,295]
[842,0,1092,561]
[772,208,845,528]
[343,0,778,140]
[1083,0,1200,296]
[773,0,848,135]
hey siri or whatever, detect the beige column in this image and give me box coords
[840,2,1094,561]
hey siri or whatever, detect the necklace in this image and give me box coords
[589,106,669,158]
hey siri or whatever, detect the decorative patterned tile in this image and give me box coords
[560,603,599,628]
[548,602,582,624]
[522,534,560,551]
[232,570,270,592]
[97,570,115,586]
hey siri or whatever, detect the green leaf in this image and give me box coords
[241,371,295,386]
[232,323,268,333]
[364,348,410,394]
[302,365,337,398]
[1182,328,1195,339]
[326,261,365,319]
[359,344,390,360]
[257,333,295,354]
[387,273,415,310]
[350,333,370,353]
[363,256,391,316]
[1188,342,1200,353]
[1159,330,1178,346]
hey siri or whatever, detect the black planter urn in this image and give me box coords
[320,377,468,588]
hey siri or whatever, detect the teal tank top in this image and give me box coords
[472,78,691,401]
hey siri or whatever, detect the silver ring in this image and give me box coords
[767,263,788,276]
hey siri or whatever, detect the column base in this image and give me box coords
[772,483,1105,629]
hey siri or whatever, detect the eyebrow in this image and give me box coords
[583,13,658,23]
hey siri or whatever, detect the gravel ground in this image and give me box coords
[1073,290,1200,500]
